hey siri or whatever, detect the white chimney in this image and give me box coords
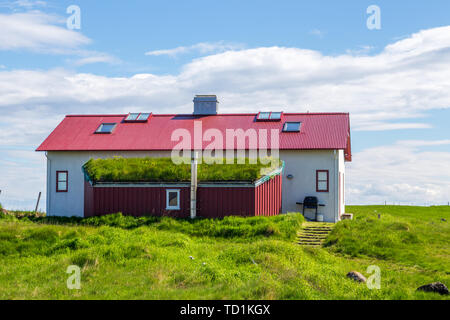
[193,95,218,115]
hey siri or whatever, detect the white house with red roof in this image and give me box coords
[37,95,351,222]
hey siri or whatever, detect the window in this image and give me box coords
[257,112,271,120]
[256,111,283,121]
[283,122,301,132]
[137,113,151,121]
[56,171,68,192]
[124,112,152,122]
[316,170,329,192]
[95,123,117,134]
[125,113,140,121]
[166,189,180,210]
[269,112,282,120]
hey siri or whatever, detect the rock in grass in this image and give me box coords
[346,271,367,283]
[417,282,449,295]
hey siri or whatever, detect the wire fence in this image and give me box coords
[349,201,450,207]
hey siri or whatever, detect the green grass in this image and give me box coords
[326,205,450,274]
[83,157,281,183]
[0,206,449,300]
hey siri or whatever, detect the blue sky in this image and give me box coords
[3,1,450,75]
[0,0,449,210]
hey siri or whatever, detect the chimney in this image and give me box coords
[193,95,218,115]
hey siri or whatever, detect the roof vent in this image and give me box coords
[193,95,218,115]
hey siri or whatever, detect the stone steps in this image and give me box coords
[296,222,334,247]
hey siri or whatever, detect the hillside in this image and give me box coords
[0,206,449,300]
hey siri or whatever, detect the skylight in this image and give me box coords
[125,113,140,121]
[256,111,283,121]
[124,112,152,122]
[95,123,117,134]
[137,113,151,121]
[257,112,271,120]
[269,112,282,120]
[282,122,301,132]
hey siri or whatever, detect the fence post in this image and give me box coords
[35,192,42,213]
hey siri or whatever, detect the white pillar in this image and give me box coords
[190,151,198,219]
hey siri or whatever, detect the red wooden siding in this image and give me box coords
[196,186,255,218]
[84,183,190,218]
[84,180,94,217]
[255,175,282,216]
[84,174,282,218]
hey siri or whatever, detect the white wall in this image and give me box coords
[46,149,346,221]
[279,150,340,222]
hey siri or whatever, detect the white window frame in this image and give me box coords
[166,189,180,210]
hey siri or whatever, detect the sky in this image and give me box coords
[0,0,449,210]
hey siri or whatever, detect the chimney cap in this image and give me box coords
[193,94,218,101]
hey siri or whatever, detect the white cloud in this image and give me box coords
[0,10,118,65]
[145,41,245,57]
[398,139,450,147]
[12,0,47,8]
[345,45,374,56]
[70,52,121,66]
[354,122,432,131]
[347,140,450,205]
[1,26,450,209]
[0,12,90,53]
[0,148,46,211]
[309,29,325,38]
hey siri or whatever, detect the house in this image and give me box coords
[36,95,352,222]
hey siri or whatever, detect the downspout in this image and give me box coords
[190,151,198,219]
[334,150,339,222]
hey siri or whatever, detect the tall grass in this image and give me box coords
[0,209,448,299]
[5,212,303,241]
[83,157,281,183]
[0,207,449,300]
[326,205,450,273]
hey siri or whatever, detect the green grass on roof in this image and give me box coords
[83,157,281,183]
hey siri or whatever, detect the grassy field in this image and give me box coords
[0,206,449,300]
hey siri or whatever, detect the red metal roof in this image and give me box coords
[36,113,352,160]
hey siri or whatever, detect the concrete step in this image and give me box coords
[296,222,334,247]
[297,235,328,238]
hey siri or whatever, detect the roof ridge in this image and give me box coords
[65,112,349,117]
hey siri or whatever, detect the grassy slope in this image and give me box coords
[0,207,449,300]
[326,206,450,273]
